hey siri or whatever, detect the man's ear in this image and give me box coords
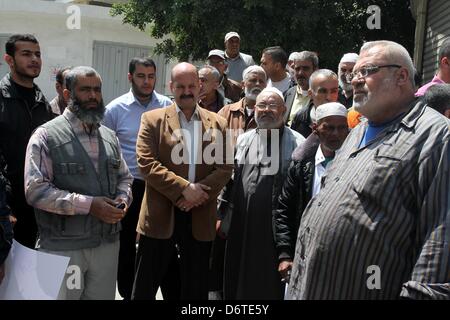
[127,73,132,82]
[308,88,313,98]
[440,56,450,69]
[4,54,14,69]
[63,88,71,102]
[396,68,409,86]
[312,122,319,134]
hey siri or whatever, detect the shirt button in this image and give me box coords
[334,177,340,182]
[317,202,321,206]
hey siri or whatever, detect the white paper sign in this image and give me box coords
[0,240,70,300]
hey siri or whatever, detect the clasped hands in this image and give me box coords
[176,183,211,212]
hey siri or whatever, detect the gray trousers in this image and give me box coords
[40,239,119,300]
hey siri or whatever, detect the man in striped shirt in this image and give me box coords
[287,40,450,300]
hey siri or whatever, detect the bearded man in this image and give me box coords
[24,66,133,300]
[222,87,305,299]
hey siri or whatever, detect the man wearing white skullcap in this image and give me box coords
[337,52,359,108]
[274,102,349,283]
[223,31,255,82]
[221,83,305,299]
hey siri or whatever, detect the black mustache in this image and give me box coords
[180,94,194,99]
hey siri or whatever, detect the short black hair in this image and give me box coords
[129,57,157,74]
[262,46,288,67]
[5,34,38,57]
[55,66,73,85]
[424,83,450,115]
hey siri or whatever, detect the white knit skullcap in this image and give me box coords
[339,53,359,64]
[316,102,348,121]
[259,87,284,101]
[242,65,267,81]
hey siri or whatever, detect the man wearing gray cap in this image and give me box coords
[224,31,255,82]
[207,49,242,102]
[274,102,349,285]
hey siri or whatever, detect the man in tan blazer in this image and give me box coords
[132,62,233,300]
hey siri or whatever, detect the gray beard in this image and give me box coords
[69,98,105,125]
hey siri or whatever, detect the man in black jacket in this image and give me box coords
[274,102,348,282]
[0,154,13,285]
[0,34,53,248]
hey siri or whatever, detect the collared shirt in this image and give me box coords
[103,89,172,179]
[176,105,201,183]
[287,99,450,299]
[312,145,333,197]
[24,108,133,216]
[289,86,310,125]
[415,74,445,97]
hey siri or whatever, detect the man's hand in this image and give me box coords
[176,198,195,212]
[0,263,5,286]
[9,215,17,227]
[216,220,226,239]
[181,183,211,206]
[90,197,125,224]
[278,260,293,282]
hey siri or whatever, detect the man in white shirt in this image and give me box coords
[260,46,292,94]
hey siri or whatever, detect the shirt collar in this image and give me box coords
[126,89,156,108]
[315,144,326,166]
[175,104,200,120]
[296,85,309,97]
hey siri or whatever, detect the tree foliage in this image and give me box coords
[111,0,415,70]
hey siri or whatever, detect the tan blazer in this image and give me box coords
[218,98,257,148]
[136,104,233,241]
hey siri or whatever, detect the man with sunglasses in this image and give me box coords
[287,40,450,300]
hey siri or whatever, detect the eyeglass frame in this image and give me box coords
[346,64,402,82]
[255,103,282,111]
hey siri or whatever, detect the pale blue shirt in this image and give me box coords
[103,89,172,180]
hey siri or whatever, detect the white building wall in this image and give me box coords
[0,0,174,101]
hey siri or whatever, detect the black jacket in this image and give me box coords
[0,155,12,265]
[273,133,320,261]
[0,74,53,197]
[290,101,314,138]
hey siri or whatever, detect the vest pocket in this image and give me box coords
[60,215,89,237]
[106,158,121,196]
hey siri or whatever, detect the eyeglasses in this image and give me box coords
[346,64,402,82]
[255,103,280,111]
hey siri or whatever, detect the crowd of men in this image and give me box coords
[0,31,449,300]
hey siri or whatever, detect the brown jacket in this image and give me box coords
[223,75,243,103]
[136,104,233,241]
[218,98,257,147]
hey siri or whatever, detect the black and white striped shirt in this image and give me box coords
[287,100,450,299]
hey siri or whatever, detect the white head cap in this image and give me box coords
[224,32,240,43]
[242,65,267,81]
[259,87,284,101]
[316,102,348,121]
[339,53,359,64]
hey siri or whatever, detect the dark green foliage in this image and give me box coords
[111,0,415,70]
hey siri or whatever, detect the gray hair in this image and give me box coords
[65,66,102,93]
[242,65,267,81]
[199,65,221,82]
[293,51,319,69]
[360,40,415,87]
[309,69,338,91]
